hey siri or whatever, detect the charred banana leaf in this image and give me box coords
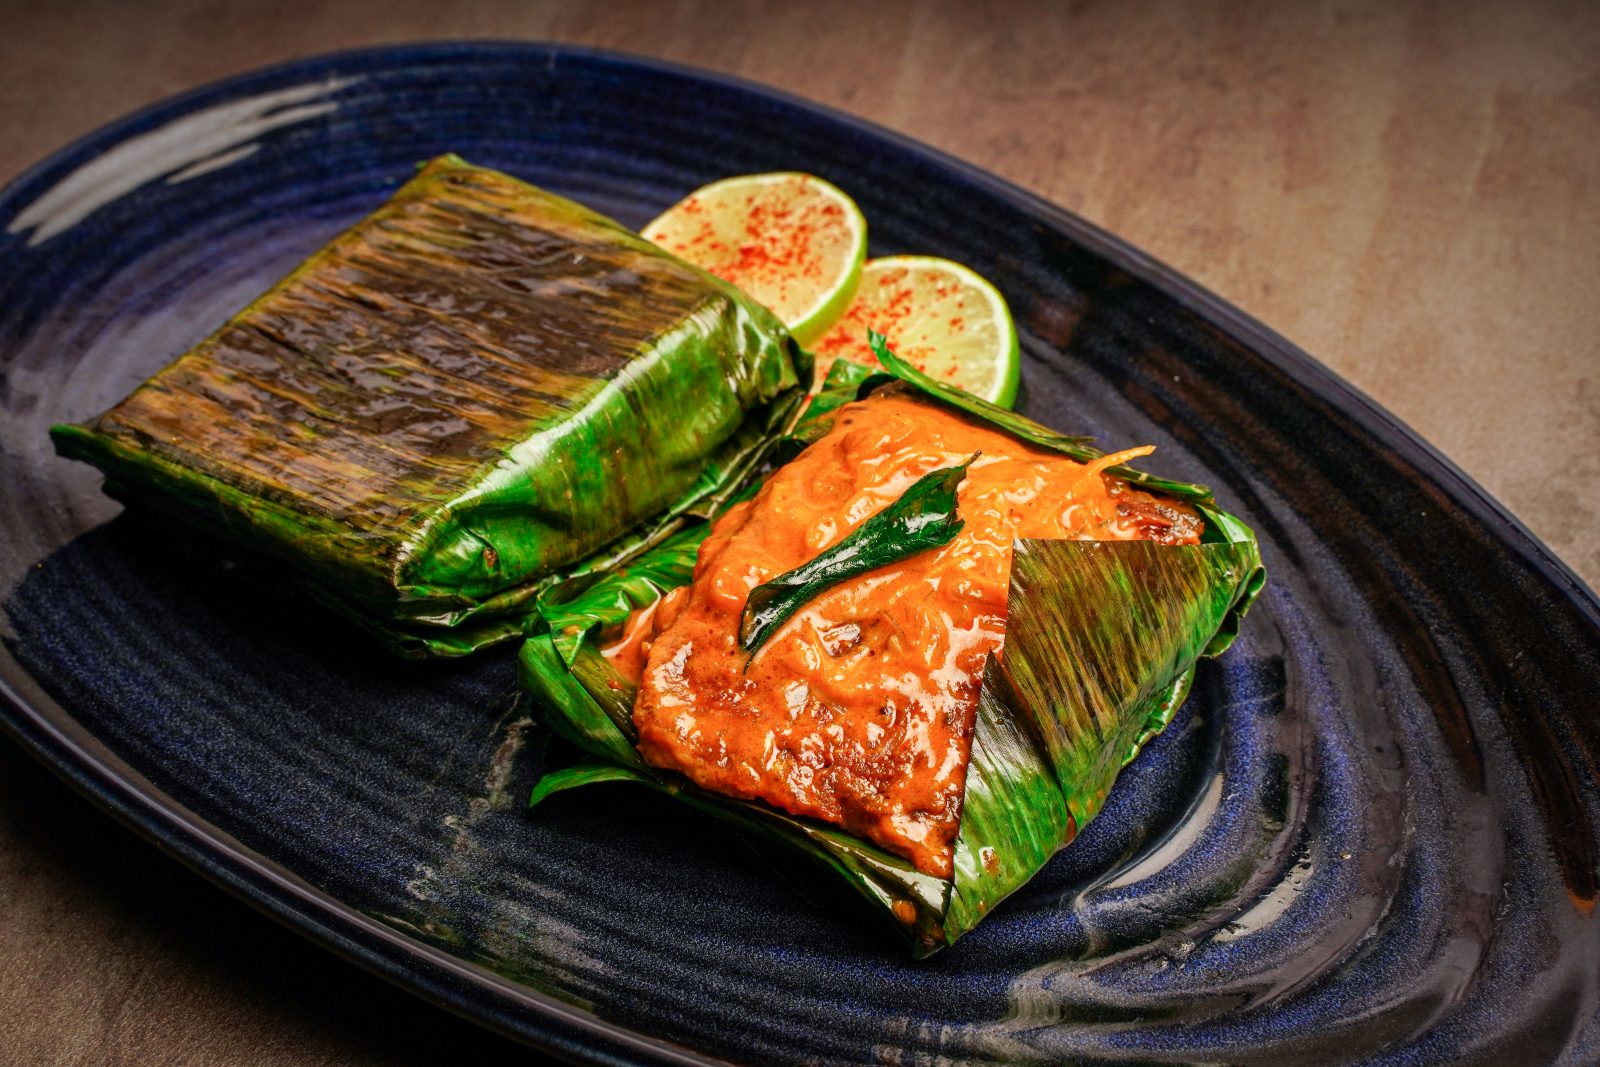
[51,155,805,656]
[520,354,1264,955]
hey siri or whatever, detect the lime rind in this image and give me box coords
[793,231,865,345]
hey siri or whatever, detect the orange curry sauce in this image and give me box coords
[605,391,1202,878]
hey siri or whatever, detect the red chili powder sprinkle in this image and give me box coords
[666,189,855,312]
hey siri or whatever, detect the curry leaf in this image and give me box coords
[738,454,975,654]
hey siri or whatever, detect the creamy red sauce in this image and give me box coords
[612,391,1201,877]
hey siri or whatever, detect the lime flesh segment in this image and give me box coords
[642,173,867,346]
[811,255,1021,408]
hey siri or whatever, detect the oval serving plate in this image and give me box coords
[2,43,1598,1066]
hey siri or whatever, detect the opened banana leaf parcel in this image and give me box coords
[524,339,1262,955]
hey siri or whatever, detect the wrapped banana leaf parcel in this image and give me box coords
[51,155,806,656]
[522,337,1265,956]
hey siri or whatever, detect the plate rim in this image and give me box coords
[2,39,1597,1066]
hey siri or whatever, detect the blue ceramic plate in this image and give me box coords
[2,44,1598,1066]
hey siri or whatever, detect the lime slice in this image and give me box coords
[810,255,1021,408]
[642,173,866,345]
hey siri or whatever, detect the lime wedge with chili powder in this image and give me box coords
[810,255,1021,408]
[641,172,866,346]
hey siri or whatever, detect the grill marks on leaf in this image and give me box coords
[85,160,713,534]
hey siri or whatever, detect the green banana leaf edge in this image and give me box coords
[519,353,1264,956]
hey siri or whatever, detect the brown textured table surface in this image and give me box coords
[2,1,1596,1063]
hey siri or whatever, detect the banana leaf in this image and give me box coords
[520,352,1265,955]
[50,155,805,657]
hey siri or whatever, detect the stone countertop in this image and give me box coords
[2,1,1596,1063]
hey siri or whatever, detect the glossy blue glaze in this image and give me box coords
[2,43,1598,1066]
